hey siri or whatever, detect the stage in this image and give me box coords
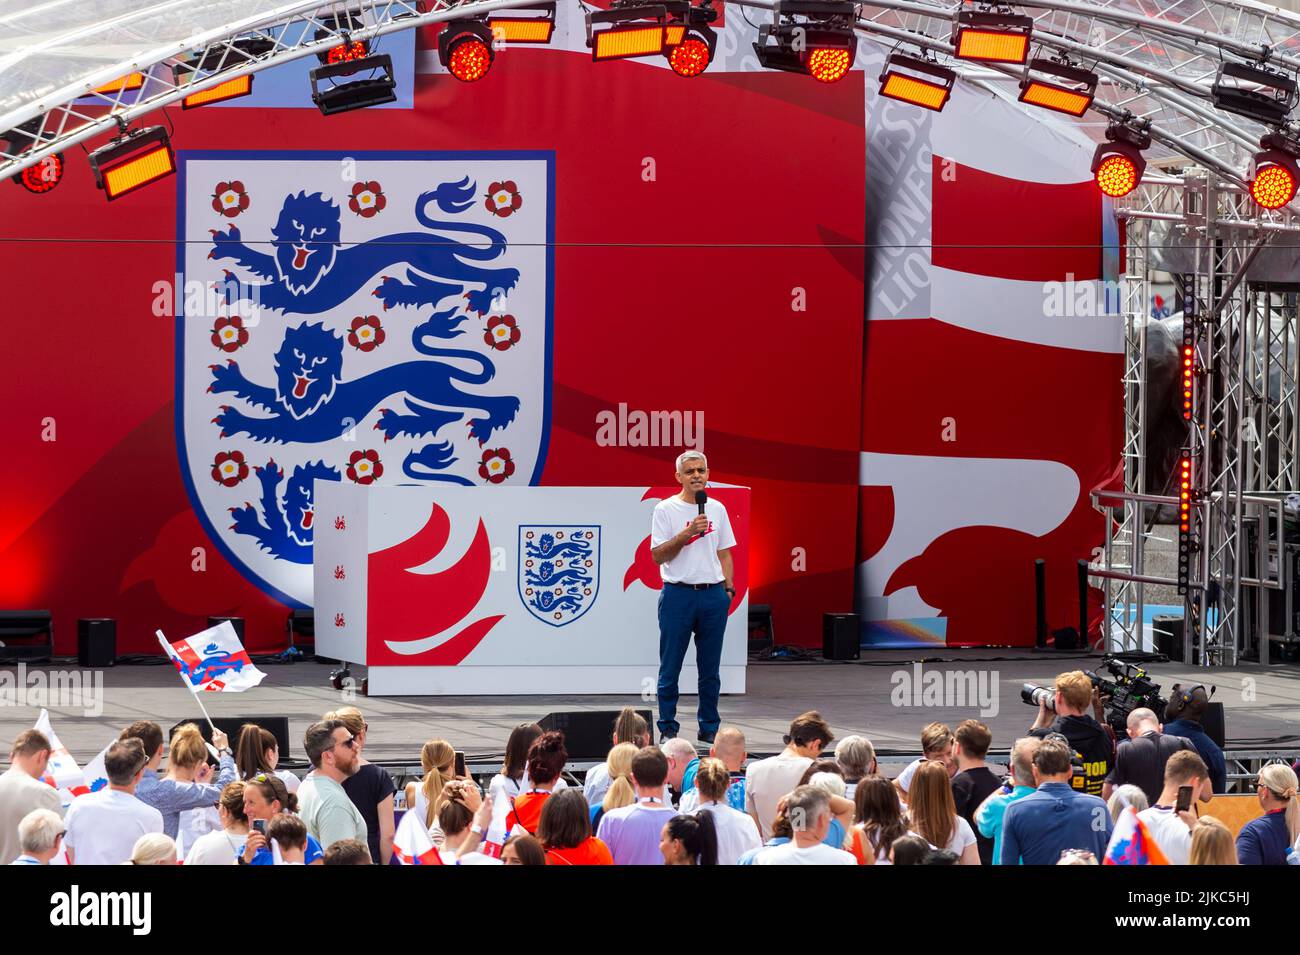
[5,650,1297,784]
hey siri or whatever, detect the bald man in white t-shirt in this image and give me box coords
[650,451,736,745]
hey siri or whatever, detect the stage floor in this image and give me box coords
[3,650,1298,771]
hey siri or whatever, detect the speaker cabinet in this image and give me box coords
[77,618,116,667]
[822,613,860,661]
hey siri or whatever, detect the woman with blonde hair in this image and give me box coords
[129,832,178,865]
[325,706,396,865]
[159,722,237,855]
[1190,816,1238,865]
[591,742,638,830]
[1236,762,1300,865]
[583,707,650,806]
[693,757,761,865]
[404,739,458,844]
[907,760,980,864]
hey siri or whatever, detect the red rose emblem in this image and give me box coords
[347,315,386,352]
[347,449,384,485]
[349,181,387,218]
[484,180,522,218]
[478,447,515,484]
[483,314,520,351]
[210,315,249,352]
[210,450,249,487]
[211,181,250,218]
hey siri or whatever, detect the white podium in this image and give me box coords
[312,484,750,696]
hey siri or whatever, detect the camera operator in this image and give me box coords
[1161,685,1227,794]
[1027,671,1113,797]
[1101,708,1195,806]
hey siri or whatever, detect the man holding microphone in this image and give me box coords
[651,451,736,746]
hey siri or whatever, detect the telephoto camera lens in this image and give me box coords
[1020,683,1055,709]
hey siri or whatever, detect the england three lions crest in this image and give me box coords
[177,151,554,605]
[519,527,600,627]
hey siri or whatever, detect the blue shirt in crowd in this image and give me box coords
[1236,809,1292,866]
[975,784,1035,865]
[135,754,237,839]
[1000,782,1113,865]
[1161,719,1227,793]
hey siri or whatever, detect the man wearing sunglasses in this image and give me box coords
[298,720,368,852]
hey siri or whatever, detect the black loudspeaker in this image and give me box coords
[748,604,774,655]
[1201,702,1226,749]
[207,616,246,642]
[822,613,860,660]
[169,716,292,761]
[1153,615,1185,661]
[77,618,117,667]
[1051,628,1081,651]
[0,610,53,660]
[538,710,653,762]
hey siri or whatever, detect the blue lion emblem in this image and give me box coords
[519,527,600,626]
[175,643,246,686]
[228,458,339,562]
[209,179,519,316]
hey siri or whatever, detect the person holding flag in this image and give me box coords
[120,721,237,842]
[0,730,63,864]
[1104,805,1170,865]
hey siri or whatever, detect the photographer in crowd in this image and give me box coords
[1028,671,1113,797]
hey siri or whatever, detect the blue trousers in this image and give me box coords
[656,583,728,737]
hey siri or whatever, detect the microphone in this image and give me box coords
[695,490,707,517]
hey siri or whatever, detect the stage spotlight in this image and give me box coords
[1177,449,1193,595]
[309,53,397,115]
[315,10,368,65]
[1091,123,1149,198]
[186,37,276,74]
[439,19,496,82]
[664,1,719,77]
[878,52,955,111]
[93,72,146,95]
[1211,61,1297,127]
[1249,133,1300,210]
[2,117,65,194]
[1181,317,1194,422]
[489,2,557,43]
[951,9,1033,64]
[753,1,858,84]
[180,74,255,109]
[1019,58,1097,117]
[586,4,669,61]
[88,126,175,201]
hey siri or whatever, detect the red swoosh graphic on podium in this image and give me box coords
[367,502,502,665]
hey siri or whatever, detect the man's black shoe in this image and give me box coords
[697,730,716,745]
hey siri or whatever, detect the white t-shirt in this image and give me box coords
[699,800,762,865]
[651,496,736,584]
[64,789,164,866]
[1134,806,1193,865]
[744,754,812,841]
[486,772,568,840]
[896,758,926,794]
[184,828,247,866]
[582,764,611,807]
[911,815,977,857]
[752,841,856,865]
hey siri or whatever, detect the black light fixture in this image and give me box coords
[1248,131,1300,210]
[309,53,397,115]
[1091,122,1150,199]
[439,18,496,82]
[1211,60,1298,126]
[183,36,277,74]
[663,0,719,76]
[315,10,368,65]
[2,116,66,194]
[878,52,956,111]
[489,2,557,44]
[88,125,176,200]
[1019,57,1097,117]
[753,0,858,84]
[951,7,1033,64]
[586,3,670,62]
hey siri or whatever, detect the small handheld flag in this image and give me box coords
[393,810,444,865]
[157,622,266,694]
[1103,806,1169,865]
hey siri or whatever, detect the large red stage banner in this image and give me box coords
[0,21,1116,654]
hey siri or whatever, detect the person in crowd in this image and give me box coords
[950,719,1001,865]
[592,742,637,830]
[505,731,567,836]
[1105,783,1149,822]
[692,757,760,864]
[266,813,309,865]
[1119,749,1212,865]
[235,723,300,793]
[804,768,853,849]
[1236,762,1300,865]
[596,747,680,865]
[323,839,372,865]
[661,737,698,806]
[894,722,955,798]
[0,729,63,864]
[975,736,1039,866]
[746,710,833,840]
[537,789,613,865]
[834,735,877,801]
[406,739,457,841]
[298,719,368,851]
[492,723,569,809]
[583,709,649,806]
[890,834,931,865]
[1028,671,1114,797]
[922,848,961,865]
[240,771,323,865]
[737,801,794,865]
[906,760,980,864]
[1001,736,1113,865]
[327,706,396,865]
[129,832,178,865]
[64,739,162,866]
[752,785,855,865]
[660,812,719,865]
[847,775,906,865]
[10,808,64,865]
[502,834,547,865]
[1101,708,1195,806]
[1190,816,1237,865]
[185,780,249,866]
[679,726,748,813]
[121,721,236,842]
[1161,684,1227,793]
[436,789,501,865]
